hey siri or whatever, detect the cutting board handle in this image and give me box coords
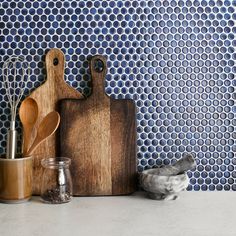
[90,55,107,98]
[45,49,65,83]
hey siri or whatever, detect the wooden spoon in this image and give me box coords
[26,111,60,156]
[19,98,39,155]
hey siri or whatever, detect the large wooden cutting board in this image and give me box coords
[24,49,83,194]
[59,55,137,195]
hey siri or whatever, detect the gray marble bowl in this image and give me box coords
[140,168,189,200]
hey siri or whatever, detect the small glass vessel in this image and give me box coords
[41,157,73,204]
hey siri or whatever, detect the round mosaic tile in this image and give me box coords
[0,0,236,190]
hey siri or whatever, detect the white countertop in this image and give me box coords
[0,191,235,236]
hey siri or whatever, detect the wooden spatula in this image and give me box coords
[26,111,60,156]
[19,98,38,155]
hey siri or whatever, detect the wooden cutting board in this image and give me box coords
[59,55,137,196]
[23,48,83,194]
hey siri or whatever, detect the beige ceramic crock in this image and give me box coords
[0,155,32,203]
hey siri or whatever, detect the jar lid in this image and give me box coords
[41,157,71,168]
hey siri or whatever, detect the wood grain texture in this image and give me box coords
[23,49,83,194]
[0,156,32,202]
[59,55,137,196]
[19,98,38,155]
[26,111,60,156]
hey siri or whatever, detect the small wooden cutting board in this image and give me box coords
[23,49,83,194]
[59,55,137,195]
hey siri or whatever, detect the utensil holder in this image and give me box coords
[0,155,32,203]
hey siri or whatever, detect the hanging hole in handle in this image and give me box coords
[94,59,104,73]
[53,58,59,66]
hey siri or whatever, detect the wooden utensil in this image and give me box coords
[26,111,60,156]
[19,98,38,155]
[59,55,137,196]
[22,48,83,194]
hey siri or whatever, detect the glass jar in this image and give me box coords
[41,157,73,204]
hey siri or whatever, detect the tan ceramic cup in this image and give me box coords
[0,155,32,203]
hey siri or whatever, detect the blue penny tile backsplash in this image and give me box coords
[0,0,236,190]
